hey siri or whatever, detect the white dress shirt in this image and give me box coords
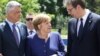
[5,19,20,43]
[77,9,91,36]
[27,29,36,35]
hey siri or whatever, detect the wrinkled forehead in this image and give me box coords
[26,13,34,18]
[26,15,33,18]
[40,18,50,24]
[66,4,73,9]
[65,0,74,8]
[40,21,50,26]
[10,6,21,12]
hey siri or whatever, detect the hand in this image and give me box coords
[0,53,3,56]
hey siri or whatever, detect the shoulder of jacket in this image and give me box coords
[0,22,6,30]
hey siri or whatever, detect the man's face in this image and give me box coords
[26,18,33,25]
[66,4,79,18]
[26,15,34,30]
[8,6,21,22]
[26,15,33,25]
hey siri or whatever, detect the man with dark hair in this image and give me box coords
[64,0,100,56]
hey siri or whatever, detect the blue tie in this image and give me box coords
[12,24,19,46]
[78,18,83,37]
[30,31,33,34]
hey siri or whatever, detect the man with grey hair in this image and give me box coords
[0,1,28,56]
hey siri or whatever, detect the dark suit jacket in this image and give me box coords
[26,32,65,56]
[0,21,28,56]
[67,12,100,56]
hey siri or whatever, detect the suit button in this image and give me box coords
[44,45,45,47]
[44,50,46,52]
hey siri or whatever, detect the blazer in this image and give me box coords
[0,21,28,56]
[67,12,100,56]
[26,32,65,56]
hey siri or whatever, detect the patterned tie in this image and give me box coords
[78,18,83,37]
[12,24,19,46]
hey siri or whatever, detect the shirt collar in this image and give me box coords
[27,28,36,33]
[5,19,18,30]
[81,9,91,21]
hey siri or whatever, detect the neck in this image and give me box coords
[28,26,34,31]
[37,31,48,39]
[27,24,34,31]
[79,9,85,18]
[7,16,17,23]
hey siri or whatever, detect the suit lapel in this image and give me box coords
[72,19,78,40]
[4,21,18,46]
[17,23,27,47]
[78,13,93,40]
[74,19,78,39]
[17,24,23,46]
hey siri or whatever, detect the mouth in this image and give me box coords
[48,27,52,29]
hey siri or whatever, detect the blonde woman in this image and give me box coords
[26,13,65,56]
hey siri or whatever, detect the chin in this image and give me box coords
[48,31,51,33]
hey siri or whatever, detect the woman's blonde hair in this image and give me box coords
[32,13,51,31]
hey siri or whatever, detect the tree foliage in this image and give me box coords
[0,0,40,22]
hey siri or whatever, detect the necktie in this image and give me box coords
[78,18,83,37]
[12,24,19,46]
[30,31,33,34]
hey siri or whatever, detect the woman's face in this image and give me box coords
[38,21,52,33]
